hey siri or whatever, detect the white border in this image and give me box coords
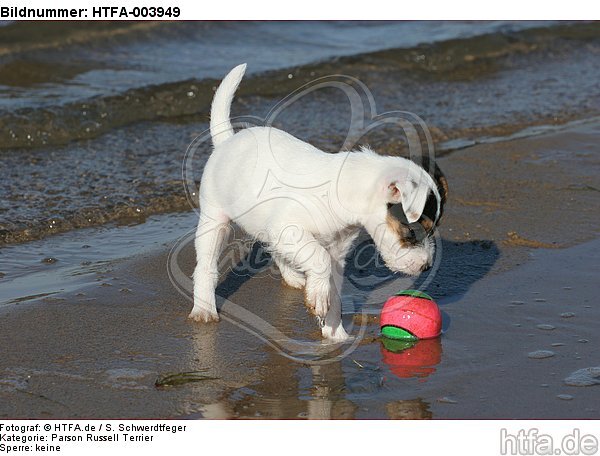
[2,0,599,20]
[1,420,599,456]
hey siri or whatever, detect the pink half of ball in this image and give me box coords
[380,295,442,339]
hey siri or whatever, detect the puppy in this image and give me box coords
[189,64,448,341]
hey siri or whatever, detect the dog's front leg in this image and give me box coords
[320,257,349,341]
[320,233,358,341]
[272,227,332,320]
[189,214,231,323]
[273,255,306,289]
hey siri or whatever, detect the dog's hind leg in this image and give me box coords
[189,213,231,323]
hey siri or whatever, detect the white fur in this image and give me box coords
[209,63,247,147]
[190,64,440,341]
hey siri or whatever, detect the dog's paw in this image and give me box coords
[305,275,330,318]
[321,324,351,342]
[188,307,220,323]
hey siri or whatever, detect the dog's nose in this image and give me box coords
[421,263,432,272]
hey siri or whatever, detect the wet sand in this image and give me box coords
[1,121,598,419]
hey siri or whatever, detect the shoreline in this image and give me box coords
[1,21,597,150]
[2,113,599,248]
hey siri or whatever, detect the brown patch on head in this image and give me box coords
[388,202,432,245]
[386,212,416,247]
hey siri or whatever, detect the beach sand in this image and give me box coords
[1,120,598,419]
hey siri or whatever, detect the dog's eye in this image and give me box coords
[405,223,427,243]
[388,203,430,243]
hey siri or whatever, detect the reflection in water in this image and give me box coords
[380,338,443,379]
[200,345,359,419]
[386,399,433,419]
[308,363,358,419]
[198,335,443,419]
[197,280,360,419]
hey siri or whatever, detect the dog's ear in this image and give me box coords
[418,156,448,205]
[386,181,403,204]
[386,177,431,224]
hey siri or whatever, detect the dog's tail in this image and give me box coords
[210,63,247,147]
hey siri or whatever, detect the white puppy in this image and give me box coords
[189,64,448,341]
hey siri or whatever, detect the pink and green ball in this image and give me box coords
[380,290,442,341]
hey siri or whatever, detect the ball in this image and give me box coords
[380,290,442,340]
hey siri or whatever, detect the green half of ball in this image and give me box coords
[394,289,433,300]
[381,325,418,341]
[381,337,417,353]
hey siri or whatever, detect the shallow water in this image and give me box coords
[0,21,597,150]
[0,212,197,306]
[0,21,557,111]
